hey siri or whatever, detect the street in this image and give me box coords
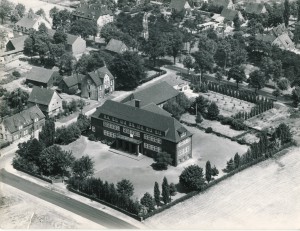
[0,169,137,229]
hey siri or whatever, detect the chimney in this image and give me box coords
[135,99,141,108]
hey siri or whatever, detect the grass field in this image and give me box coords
[145,147,300,229]
[61,128,248,199]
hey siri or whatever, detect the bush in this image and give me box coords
[205,127,213,133]
[12,70,21,77]
[196,113,203,123]
[88,134,97,141]
[179,164,206,191]
[230,119,247,131]
[28,83,33,88]
[0,141,11,149]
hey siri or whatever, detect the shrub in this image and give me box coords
[207,102,219,120]
[28,83,33,88]
[88,134,97,141]
[196,113,203,123]
[230,119,247,131]
[12,70,21,77]
[179,164,206,191]
[205,127,213,133]
[0,141,11,149]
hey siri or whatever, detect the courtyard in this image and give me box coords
[60,127,248,200]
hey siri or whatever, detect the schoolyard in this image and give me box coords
[60,127,248,199]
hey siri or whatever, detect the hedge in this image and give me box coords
[139,68,166,84]
[0,141,11,150]
[143,142,295,220]
[68,187,143,221]
[14,166,53,184]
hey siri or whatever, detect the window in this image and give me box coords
[104,115,110,120]
[19,125,23,130]
[144,143,161,152]
[178,137,191,147]
[104,130,116,138]
[92,126,95,132]
[34,118,39,122]
[146,128,152,132]
[128,122,135,128]
[180,132,186,138]
[178,146,190,157]
[123,127,140,137]
[110,80,113,86]
[14,135,19,140]
[155,130,162,136]
[24,130,28,135]
[103,121,120,131]
[144,134,162,144]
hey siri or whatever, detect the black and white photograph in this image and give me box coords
[0,0,299,229]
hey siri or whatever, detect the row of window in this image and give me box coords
[123,128,140,138]
[178,137,191,147]
[144,143,161,152]
[178,146,190,157]
[104,130,116,138]
[103,121,120,131]
[144,134,162,144]
[103,115,163,136]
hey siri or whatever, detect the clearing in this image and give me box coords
[61,128,248,199]
[145,147,300,229]
[0,183,104,229]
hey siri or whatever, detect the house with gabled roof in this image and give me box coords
[14,13,51,35]
[25,66,60,88]
[47,29,86,55]
[0,105,45,142]
[170,0,191,13]
[5,35,28,54]
[122,81,180,108]
[105,39,128,54]
[81,66,115,101]
[59,74,84,94]
[72,3,114,29]
[244,2,267,15]
[221,8,244,26]
[255,33,294,50]
[27,86,63,117]
[91,99,193,166]
[211,0,235,10]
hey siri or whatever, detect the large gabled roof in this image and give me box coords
[72,3,113,20]
[47,29,82,45]
[124,81,179,107]
[92,100,192,143]
[26,66,57,84]
[221,8,239,21]
[62,74,85,87]
[170,0,191,12]
[87,66,114,87]
[28,86,61,106]
[105,39,128,54]
[245,3,265,14]
[15,14,43,29]
[7,35,28,52]
[2,105,45,133]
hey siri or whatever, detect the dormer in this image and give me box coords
[177,127,186,138]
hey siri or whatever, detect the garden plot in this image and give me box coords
[237,132,260,144]
[202,91,255,117]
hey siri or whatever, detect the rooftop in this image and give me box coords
[88,66,114,87]
[72,3,113,20]
[26,66,57,84]
[105,39,128,54]
[28,86,61,106]
[7,35,28,52]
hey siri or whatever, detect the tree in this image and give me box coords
[211,165,219,177]
[70,19,97,39]
[248,70,266,94]
[110,51,146,90]
[192,50,214,85]
[166,30,184,64]
[205,161,212,183]
[233,15,241,31]
[234,153,240,168]
[283,0,290,27]
[154,151,173,170]
[53,29,67,44]
[169,183,177,196]
[0,0,13,24]
[39,145,75,177]
[224,158,235,172]
[52,9,71,30]
[214,40,231,69]
[59,52,75,75]
[227,66,246,89]
[292,86,300,107]
[49,6,59,18]
[183,55,194,75]
[179,165,206,191]
[39,119,55,147]
[140,192,155,212]
[191,95,209,114]
[36,8,46,18]
[72,155,94,179]
[15,3,25,18]
[117,179,134,197]
[297,0,300,21]
[16,138,44,164]
[163,99,184,120]
[216,71,223,83]
[207,102,219,120]
[76,113,90,132]
[162,177,170,204]
[10,9,20,23]
[273,123,292,144]
[273,88,281,99]
[277,78,290,91]
[5,88,29,111]
[154,181,160,206]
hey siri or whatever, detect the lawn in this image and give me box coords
[61,127,248,200]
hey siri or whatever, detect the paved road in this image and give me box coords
[0,169,137,229]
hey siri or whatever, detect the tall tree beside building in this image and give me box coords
[0,0,14,24]
[283,0,290,27]
[39,119,55,147]
[162,177,170,204]
[192,50,214,85]
[205,161,212,183]
[15,3,25,18]
[154,181,160,206]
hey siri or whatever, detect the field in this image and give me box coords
[0,183,104,229]
[61,128,248,199]
[202,91,255,117]
[145,147,300,229]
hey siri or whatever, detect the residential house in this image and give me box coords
[122,81,180,108]
[244,2,267,14]
[14,13,51,35]
[27,86,63,117]
[72,3,114,29]
[91,100,193,166]
[270,23,293,39]
[5,35,28,53]
[0,105,45,142]
[59,74,84,94]
[81,66,115,101]
[170,0,191,13]
[255,33,295,50]
[220,8,244,27]
[25,66,59,88]
[48,29,86,55]
[211,0,235,10]
[105,39,128,54]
